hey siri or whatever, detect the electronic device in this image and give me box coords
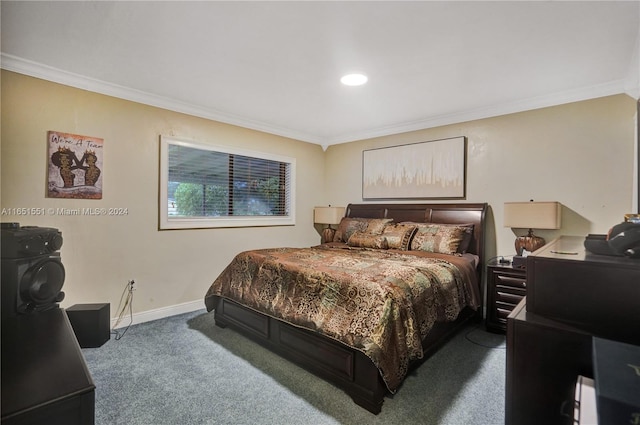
[1,223,65,319]
[512,255,527,268]
[607,222,640,258]
[66,303,111,348]
[584,222,640,259]
[584,234,619,256]
[1,222,63,258]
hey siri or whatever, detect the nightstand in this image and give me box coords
[486,261,527,333]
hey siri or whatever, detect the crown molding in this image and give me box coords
[2,53,632,147]
[623,23,640,100]
[0,53,323,145]
[325,79,631,146]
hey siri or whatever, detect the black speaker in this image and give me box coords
[1,222,63,258]
[1,223,65,319]
[66,303,110,348]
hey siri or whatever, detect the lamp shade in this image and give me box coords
[504,201,561,229]
[314,206,345,225]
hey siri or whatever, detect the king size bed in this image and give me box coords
[204,202,487,414]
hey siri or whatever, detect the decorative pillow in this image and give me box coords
[347,231,389,249]
[381,223,418,250]
[457,224,475,254]
[333,217,392,242]
[365,218,393,235]
[333,218,367,242]
[409,223,471,254]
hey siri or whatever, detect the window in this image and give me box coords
[159,136,295,229]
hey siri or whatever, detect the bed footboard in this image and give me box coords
[211,296,386,414]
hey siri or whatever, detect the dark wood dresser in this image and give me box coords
[506,236,640,425]
[1,308,95,425]
[506,300,594,425]
[526,236,640,343]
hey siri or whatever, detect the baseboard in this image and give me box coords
[111,299,204,329]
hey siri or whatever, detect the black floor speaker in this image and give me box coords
[1,223,66,320]
[65,303,110,348]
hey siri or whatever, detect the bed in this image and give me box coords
[204,202,487,414]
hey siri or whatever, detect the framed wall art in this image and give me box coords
[362,136,466,200]
[47,130,104,199]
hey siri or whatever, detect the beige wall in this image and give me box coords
[1,71,325,315]
[324,94,637,260]
[2,71,637,319]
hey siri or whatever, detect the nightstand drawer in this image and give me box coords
[496,300,521,312]
[497,307,513,321]
[495,274,526,289]
[496,290,524,306]
[495,283,526,296]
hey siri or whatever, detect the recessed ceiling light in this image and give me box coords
[340,73,368,86]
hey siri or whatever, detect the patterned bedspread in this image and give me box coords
[204,244,480,392]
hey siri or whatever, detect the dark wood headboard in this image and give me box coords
[345,203,488,266]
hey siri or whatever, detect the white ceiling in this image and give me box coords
[2,1,639,147]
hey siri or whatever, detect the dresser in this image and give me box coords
[486,261,526,333]
[506,236,640,425]
[506,300,594,425]
[526,236,640,344]
[1,308,95,425]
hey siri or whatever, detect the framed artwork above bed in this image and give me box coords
[362,136,466,200]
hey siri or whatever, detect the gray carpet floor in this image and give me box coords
[82,309,506,424]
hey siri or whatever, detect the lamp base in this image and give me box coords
[515,233,546,255]
[321,227,336,244]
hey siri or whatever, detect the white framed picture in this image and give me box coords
[362,136,466,200]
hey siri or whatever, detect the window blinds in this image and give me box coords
[167,143,291,218]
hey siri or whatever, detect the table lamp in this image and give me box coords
[504,201,561,255]
[314,206,345,243]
